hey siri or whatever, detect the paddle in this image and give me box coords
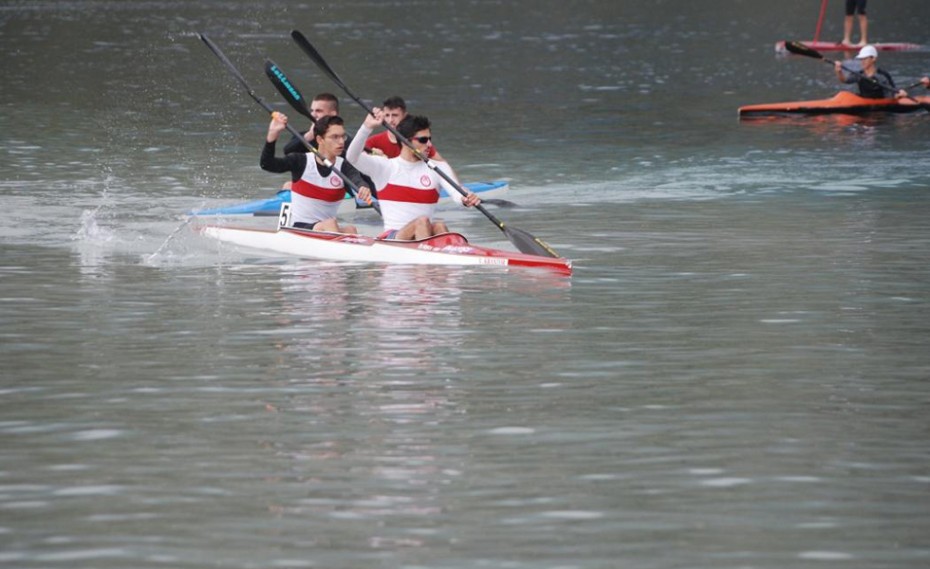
[290,29,561,259]
[263,58,380,214]
[784,41,929,111]
[197,33,379,214]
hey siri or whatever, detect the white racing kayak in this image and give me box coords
[199,223,572,275]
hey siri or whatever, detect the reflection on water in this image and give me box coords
[253,264,473,550]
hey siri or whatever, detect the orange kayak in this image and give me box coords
[739,91,930,118]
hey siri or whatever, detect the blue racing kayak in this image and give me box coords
[189,180,510,217]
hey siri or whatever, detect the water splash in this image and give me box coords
[72,208,115,243]
[145,216,194,264]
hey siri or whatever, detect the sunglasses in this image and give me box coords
[413,136,432,144]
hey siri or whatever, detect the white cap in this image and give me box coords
[855,45,878,59]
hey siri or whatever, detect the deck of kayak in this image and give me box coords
[198,224,572,276]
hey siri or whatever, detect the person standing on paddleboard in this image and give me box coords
[834,45,907,99]
[261,112,371,234]
[347,109,480,241]
[841,0,868,47]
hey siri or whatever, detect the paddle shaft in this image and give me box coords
[290,29,561,258]
[197,34,374,206]
[813,0,828,43]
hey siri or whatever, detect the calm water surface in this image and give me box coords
[2,1,929,568]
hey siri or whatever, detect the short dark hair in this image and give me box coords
[382,96,407,111]
[313,92,339,112]
[397,115,431,139]
[314,115,344,138]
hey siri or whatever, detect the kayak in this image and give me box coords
[738,91,930,118]
[189,180,509,217]
[775,40,924,54]
[199,224,572,275]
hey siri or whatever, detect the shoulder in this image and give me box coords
[365,131,389,146]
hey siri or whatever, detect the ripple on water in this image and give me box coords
[798,551,855,560]
[69,429,124,441]
[488,427,536,435]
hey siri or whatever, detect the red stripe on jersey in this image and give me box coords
[378,183,440,204]
[293,179,346,202]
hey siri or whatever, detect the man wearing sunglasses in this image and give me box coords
[347,108,480,241]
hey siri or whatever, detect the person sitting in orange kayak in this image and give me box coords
[834,45,907,99]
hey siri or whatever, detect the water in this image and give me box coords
[2,1,930,567]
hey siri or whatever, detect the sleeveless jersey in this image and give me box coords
[290,156,347,225]
[375,159,450,231]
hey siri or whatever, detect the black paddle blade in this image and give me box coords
[502,225,561,258]
[198,33,275,115]
[264,59,313,120]
[784,41,824,60]
[199,34,251,92]
[291,30,345,93]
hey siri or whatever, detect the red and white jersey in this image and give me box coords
[291,156,346,225]
[349,125,461,232]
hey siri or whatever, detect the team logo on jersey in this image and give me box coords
[420,175,431,187]
[329,175,341,187]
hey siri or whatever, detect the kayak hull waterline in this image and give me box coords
[775,40,924,54]
[190,180,509,217]
[739,91,930,118]
[199,225,573,275]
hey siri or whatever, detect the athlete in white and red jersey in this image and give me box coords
[363,96,442,160]
[347,109,479,240]
[261,113,371,233]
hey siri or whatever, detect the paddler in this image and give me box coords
[260,112,371,233]
[364,96,444,161]
[278,93,375,196]
[834,45,908,99]
[282,93,344,155]
[346,108,480,241]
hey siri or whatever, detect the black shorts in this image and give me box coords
[845,0,866,16]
